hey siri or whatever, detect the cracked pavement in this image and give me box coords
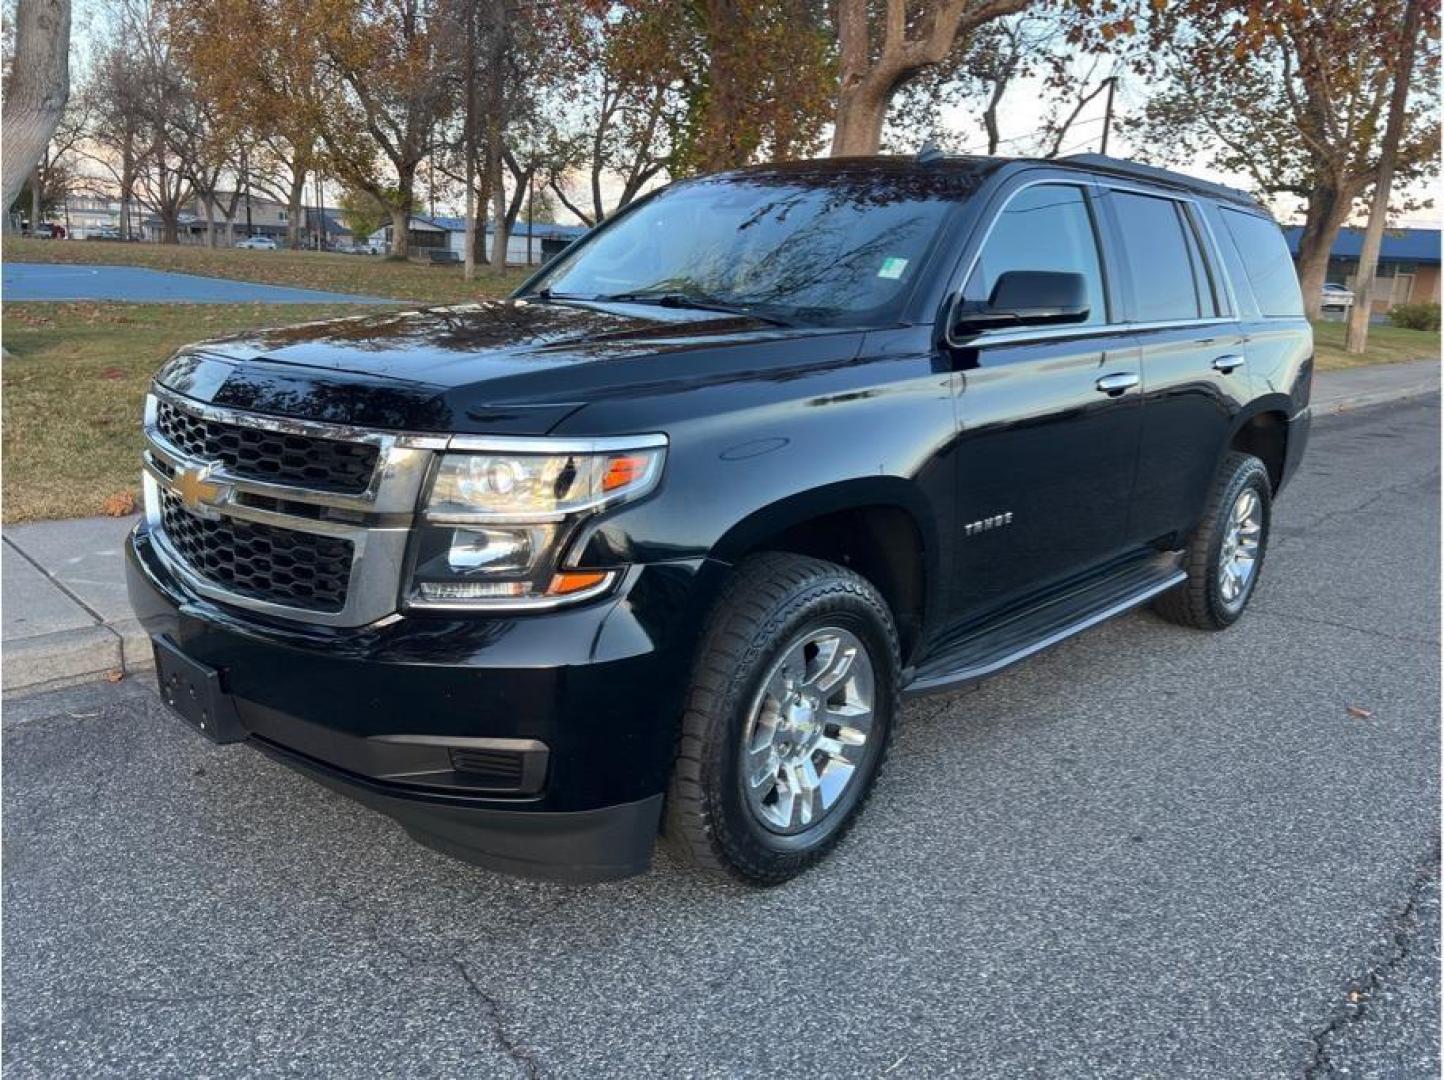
[4,397,1439,1078]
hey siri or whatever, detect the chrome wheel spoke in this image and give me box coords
[816,756,855,808]
[808,636,854,692]
[1217,486,1265,608]
[740,625,876,835]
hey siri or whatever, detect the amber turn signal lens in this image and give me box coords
[601,454,649,492]
[547,570,609,595]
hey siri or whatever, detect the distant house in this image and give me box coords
[184,191,291,244]
[1284,225,1441,312]
[302,208,354,248]
[369,215,589,265]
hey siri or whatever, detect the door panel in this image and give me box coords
[1129,325,1251,541]
[951,330,1143,618]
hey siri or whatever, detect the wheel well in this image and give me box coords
[742,505,927,663]
[1230,411,1288,492]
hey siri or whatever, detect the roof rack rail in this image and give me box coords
[1059,153,1261,207]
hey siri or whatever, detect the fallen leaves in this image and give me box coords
[1346,704,1375,720]
[101,490,137,516]
[104,669,124,684]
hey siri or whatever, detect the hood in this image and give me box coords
[155,299,858,435]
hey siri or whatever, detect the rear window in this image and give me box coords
[1219,209,1304,317]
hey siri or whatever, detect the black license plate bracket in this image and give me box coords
[152,635,247,744]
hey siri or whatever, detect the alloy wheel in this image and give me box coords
[739,627,876,835]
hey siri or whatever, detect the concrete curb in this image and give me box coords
[2,626,127,696]
[1315,383,1438,414]
[2,361,1438,698]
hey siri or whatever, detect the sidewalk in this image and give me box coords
[1312,356,1440,413]
[3,515,147,694]
[3,358,1439,695]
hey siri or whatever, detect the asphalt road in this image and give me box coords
[3,263,394,304]
[4,398,1439,1079]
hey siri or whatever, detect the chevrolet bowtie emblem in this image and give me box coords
[174,465,228,516]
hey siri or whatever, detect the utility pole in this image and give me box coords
[314,171,324,251]
[241,141,253,235]
[1346,0,1421,354]
[527,172,534,266]
[1099,76,1117,156]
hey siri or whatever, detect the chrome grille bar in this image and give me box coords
[142,387,439,627]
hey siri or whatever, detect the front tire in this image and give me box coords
[665,553,899,885]
[1154,451,1272,630]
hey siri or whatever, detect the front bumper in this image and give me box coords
[127,523,725,881]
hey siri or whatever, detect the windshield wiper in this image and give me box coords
[531,288,593,301]
[598,290,798,327]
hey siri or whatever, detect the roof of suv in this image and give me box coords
[725,152,1264,212]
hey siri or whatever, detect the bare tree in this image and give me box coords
[2,0,71,220]
[831,0,1036,156]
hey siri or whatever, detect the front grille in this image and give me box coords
[160,492,353,612]
[155,398,379,494]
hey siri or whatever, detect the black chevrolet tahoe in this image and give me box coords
[127,153,1312,885]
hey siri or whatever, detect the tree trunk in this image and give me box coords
[830,77,892,157]
[286,171,306,250]
[463,148,477,282]
[489,157,509,270]
[1346,0,1421,352]
[30,164,43,233]
[1,0,71,216]
[161,210,179,245]
[1295,179,1355,323]
[387,203,411,259]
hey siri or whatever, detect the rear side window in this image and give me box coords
[1109,191,1218,322]
[1219,208,1305,317]
[964,184,1107,326]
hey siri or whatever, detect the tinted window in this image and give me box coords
[532,171,972,327]
[1110,191,1215,321]
[964,185,1106,325]
[1220,208,1305,317]
[1180,206,1223,317]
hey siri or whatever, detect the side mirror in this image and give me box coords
[951,270,1090,337]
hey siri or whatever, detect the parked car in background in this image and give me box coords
[236,236,278,250]
[129,153,1312,886]
[1321,282,1355,309]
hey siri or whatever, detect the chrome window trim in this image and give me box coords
[951,317,1236,350]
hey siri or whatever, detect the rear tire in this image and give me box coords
[1154,451,1271,630]
[665,553,899,885]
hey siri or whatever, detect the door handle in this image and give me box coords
[1212,354,1245,373]
[1095,372,1140,396]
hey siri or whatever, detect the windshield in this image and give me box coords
[526,169,972,327]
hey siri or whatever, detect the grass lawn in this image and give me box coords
[3,236,532,306]
[1310,319,1440,371]
[2,302,389,523]
[2,297,1437,524]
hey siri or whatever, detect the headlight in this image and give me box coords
[407,437,666,610]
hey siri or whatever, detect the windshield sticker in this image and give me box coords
[878,257,909,280]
